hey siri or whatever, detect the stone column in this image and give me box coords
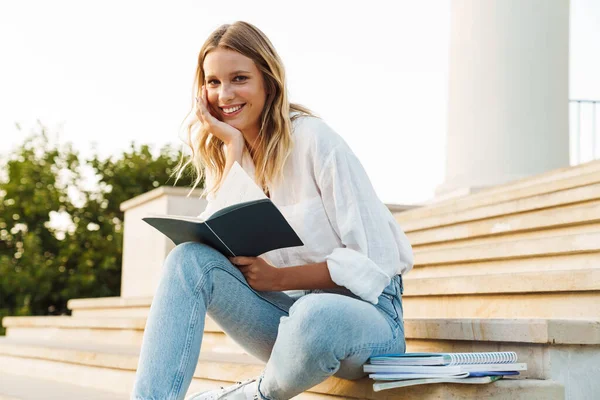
[436,0,570,198]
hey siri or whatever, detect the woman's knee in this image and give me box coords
[163,242,226,277]
[335,350,370,380]
[288,294,347,325]
[282,294,348,351]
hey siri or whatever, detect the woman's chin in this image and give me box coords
[225,120,243,130]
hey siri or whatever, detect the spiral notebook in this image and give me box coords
[363,363,527,374]
[365,352,525,391]
[369,351,518,366]
[364,351,526,376]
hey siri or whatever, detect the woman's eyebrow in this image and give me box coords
[205,70,252,80]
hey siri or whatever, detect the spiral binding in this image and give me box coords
[447,351,517,365]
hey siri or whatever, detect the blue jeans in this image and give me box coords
[131,242,406,400]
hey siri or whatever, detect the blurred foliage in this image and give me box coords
[0,122,198,335]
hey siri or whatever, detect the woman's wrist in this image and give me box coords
[225,134,245,149]
[225,136,245,163]
[276,262,341,291]
[274,268,287,291]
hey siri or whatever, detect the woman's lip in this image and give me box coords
[221,104,245,117]
[219,103,245,109]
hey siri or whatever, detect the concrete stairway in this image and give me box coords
[0,335,564,399]
[394,159,600,320]
[2,311,579,399]
[3,159,600,398]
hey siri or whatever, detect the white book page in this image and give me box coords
[203,161,268,219]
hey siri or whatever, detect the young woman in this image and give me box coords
[131,21,414,400]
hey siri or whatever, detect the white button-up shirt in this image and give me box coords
[198,113,414,305]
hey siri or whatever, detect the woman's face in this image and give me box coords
[203,48,268,135]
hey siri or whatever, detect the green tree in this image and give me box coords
[0,122,197,335]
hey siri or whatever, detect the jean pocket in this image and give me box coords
[376,293,399,322]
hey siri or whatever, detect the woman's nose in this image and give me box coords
[219,84,235,102]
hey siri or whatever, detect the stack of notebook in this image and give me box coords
[363,351,527,392]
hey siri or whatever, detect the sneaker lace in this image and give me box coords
[214,378,256,399]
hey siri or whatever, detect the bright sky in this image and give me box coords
[1,0,599,205]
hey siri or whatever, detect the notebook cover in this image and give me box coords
[143,199,303,257]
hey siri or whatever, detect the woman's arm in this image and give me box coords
[276,261,344,291]
[223,136,245,178]
[314,135,413,304]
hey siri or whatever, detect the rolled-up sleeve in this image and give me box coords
[317,144,414,305]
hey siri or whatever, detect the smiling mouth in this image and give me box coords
[220,104,246,115]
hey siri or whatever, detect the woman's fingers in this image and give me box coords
[195,93,206,122]
[203,85,220,120]
[196,97,213,126]
[230,256,255,266]
[196,85,219,125]
[195,98,204,124]
[194,85,243,145]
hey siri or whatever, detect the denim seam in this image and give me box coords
[169,299,201,399]
[192,262,291,315]
[375,300,402,335]
[189,261,292,400]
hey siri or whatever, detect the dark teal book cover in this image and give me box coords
[142,198,303,257]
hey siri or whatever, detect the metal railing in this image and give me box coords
[570,99,599,165]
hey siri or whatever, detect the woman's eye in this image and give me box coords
[206,76,246,85]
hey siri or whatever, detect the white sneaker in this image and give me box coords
[185,377,259,400]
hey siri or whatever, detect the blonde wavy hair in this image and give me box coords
[173,21,317,199]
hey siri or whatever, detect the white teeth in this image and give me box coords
[223,105,243,113]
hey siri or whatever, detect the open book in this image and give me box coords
[142,161,303,257]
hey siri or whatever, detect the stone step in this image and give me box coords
[5,316,598,345]
[406,271,600,318]
[65,292,599,321]
[405,268,600,295]
[4,315,598,380]
[64,270,600,320]
[68,296,153,318]
[404,294,600,319]
[20,276,600,325]
[0,372,128,400]
[395,159,600,223]
[414,231,600,266]
[414,222,600,254]
[409,252,598,279]
[0,337,564,399]
[403,181,600,236]
[2,315,243,353]
[407,197,600,248]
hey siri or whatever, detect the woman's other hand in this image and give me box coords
[196,85,244,146]
[229,256,283,292]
